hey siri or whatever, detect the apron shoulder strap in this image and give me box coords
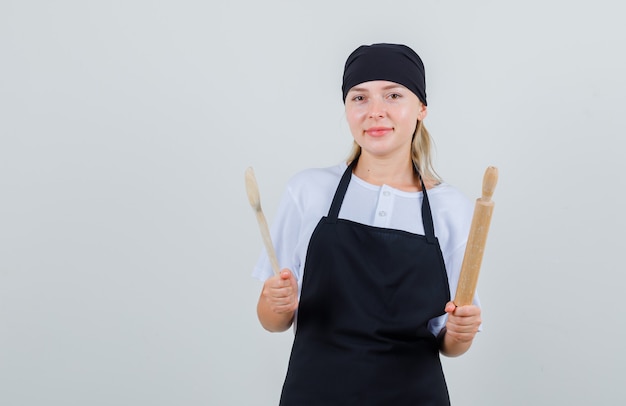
[419,175,437,244]
[327,161,356,223]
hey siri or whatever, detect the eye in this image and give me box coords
[351,95,365,102]
[388,93,402,100]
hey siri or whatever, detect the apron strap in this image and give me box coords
[327,160,357,223]
[418,174,437,244]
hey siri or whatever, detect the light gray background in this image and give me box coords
[1,1,625,405]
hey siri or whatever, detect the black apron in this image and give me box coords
[279,161,451,406]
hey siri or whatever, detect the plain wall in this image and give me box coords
[1,0,625,404]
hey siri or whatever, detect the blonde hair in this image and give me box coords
[347,120,442,185]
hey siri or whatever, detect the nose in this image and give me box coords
[368,98,386,119]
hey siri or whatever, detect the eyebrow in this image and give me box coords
[347,84,406,93]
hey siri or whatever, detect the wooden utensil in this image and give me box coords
[245,167,280,276]
[454,166,498,306]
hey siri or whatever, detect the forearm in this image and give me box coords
[438,327,474,357]
[257,293,295,332]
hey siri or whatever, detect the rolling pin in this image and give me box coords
[245,167,280,276]
[453,166,498,306]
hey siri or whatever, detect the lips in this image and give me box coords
[365,127,393,137]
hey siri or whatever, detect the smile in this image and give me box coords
[365,127,393,137]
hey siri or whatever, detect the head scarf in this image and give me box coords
[342,43,427,105]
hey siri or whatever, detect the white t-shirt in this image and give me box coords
[253,162,480,336]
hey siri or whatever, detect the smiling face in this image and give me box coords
[345,80,427,161]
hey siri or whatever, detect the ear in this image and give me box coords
[417,104,428,121]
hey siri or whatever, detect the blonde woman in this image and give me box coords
[253,43,482,405]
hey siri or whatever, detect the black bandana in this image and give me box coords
[342,43,427,105]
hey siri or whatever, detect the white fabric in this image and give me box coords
[252,162,480,336]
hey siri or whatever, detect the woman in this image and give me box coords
[253,43,482,405]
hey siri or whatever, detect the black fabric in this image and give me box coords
[279,162,451,405]
[342,43,427,105]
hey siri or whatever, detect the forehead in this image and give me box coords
[347,80,409,93]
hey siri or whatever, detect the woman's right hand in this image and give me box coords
[260,269,299,314]
[257,269,299,332]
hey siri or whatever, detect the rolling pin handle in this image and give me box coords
[482,166,498,201]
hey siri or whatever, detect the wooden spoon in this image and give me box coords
[245,167,280,275]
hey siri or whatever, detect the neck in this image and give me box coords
[352,152,422,191]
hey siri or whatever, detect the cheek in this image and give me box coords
[399,105,419,120]
[345,108,366,129]
[397,107,420,128]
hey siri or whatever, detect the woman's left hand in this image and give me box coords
[439,301,481,357]
[444,301,482,343]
